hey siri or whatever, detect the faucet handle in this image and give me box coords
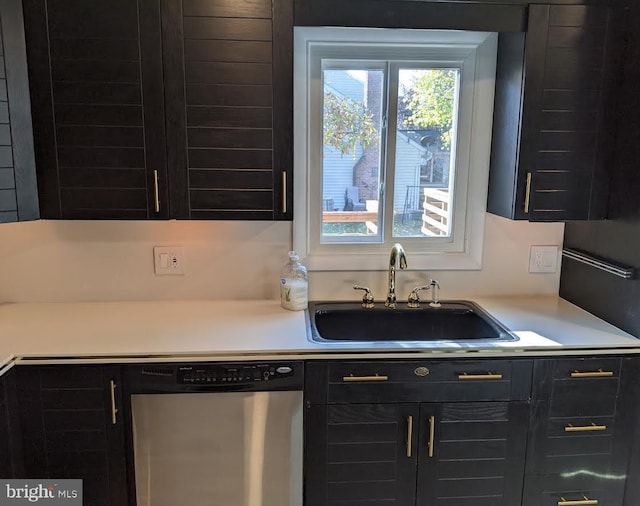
[407,285,431,308]
[353,285,375,309]
[429,279,441,308]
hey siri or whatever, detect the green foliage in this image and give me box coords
[400,69,457,149]
[323,91,377,158]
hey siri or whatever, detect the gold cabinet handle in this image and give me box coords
[427,415,435,457]
[406,416,413,458]
[558,496,598,506]
[281,171,287,213]
[342,374,389,382]
[110,380,118,425]
[565,423,607,433]
[570,369,613,378]
[524,172,532,214]
[153,170,160,213]
[458,372,503,380]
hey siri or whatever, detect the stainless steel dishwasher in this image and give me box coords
[127,361,303,506]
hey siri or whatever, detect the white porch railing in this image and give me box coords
[422,188,450,236]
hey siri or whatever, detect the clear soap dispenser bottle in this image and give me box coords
[280,251,308,311]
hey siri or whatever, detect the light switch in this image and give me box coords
[529,245,559,273]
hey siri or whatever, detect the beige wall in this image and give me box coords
[0,214,563,302]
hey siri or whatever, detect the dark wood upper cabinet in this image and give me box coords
[162,0,293,220]
[23,0,293,220]
[488,4,625,222]
[0,0,38,223]
[294,0,527,31]
[23,0,168,220]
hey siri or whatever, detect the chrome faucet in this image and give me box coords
[385,243,407,308]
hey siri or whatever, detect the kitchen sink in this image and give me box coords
[308,300,517,343]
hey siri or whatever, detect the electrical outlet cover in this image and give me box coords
[154,246,185,276]
[529,245,559,273]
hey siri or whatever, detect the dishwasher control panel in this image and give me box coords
[178,363,295,385]
[129,361,303,392]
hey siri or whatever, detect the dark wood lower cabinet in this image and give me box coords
[523,356,640,506]
[305,402,418,506]
[305,356,640,506]
[417,402,529,506]
[305,400,529,506]
[2,355,640,506]
[0,368,18,478]
[15,365,128,506]
[523,474,625,506]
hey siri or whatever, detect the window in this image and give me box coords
[293,28,498,271]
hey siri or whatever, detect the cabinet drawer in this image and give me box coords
[526,397,627,475]
[549,392,617,418]
[547,416,615,441]
[523,473,625,506]
[326,360,522,403]
[552,358,621,380]
[552,377,619,399]
[534,358,622,401]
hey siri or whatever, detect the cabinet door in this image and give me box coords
[23,0,168,219]
[0,373,9,477]
[305,403,418,506]
[488,4,624,222]
[161,0,293,220]
[522,5,622,221]
[0,369,17,478]
[16,365,127,506]
[416,402,529,506]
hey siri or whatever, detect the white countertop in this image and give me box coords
[0,296,638,373]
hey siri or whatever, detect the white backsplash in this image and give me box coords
[0,214,563,302]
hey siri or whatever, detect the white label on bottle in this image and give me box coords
[280,278,308,311]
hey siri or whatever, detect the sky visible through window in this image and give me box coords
[322,65,459,242]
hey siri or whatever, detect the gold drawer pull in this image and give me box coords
[458,372,503,380]
[570,369,613,378]
[342,374,389,382]
[406,416,413,458]
[153,170,160,213]
[558,496,598,506]
[565,423,607,433]
[281,171,287,213]
[110,380,118,425]
[427,415,435,457]
[524,172,532,214]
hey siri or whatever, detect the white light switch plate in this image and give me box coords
[154,246,185,275]
[529,245,559,273]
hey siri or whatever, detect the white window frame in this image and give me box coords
[293,27,498,271]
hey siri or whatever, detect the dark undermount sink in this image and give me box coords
[308,301,516,343]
